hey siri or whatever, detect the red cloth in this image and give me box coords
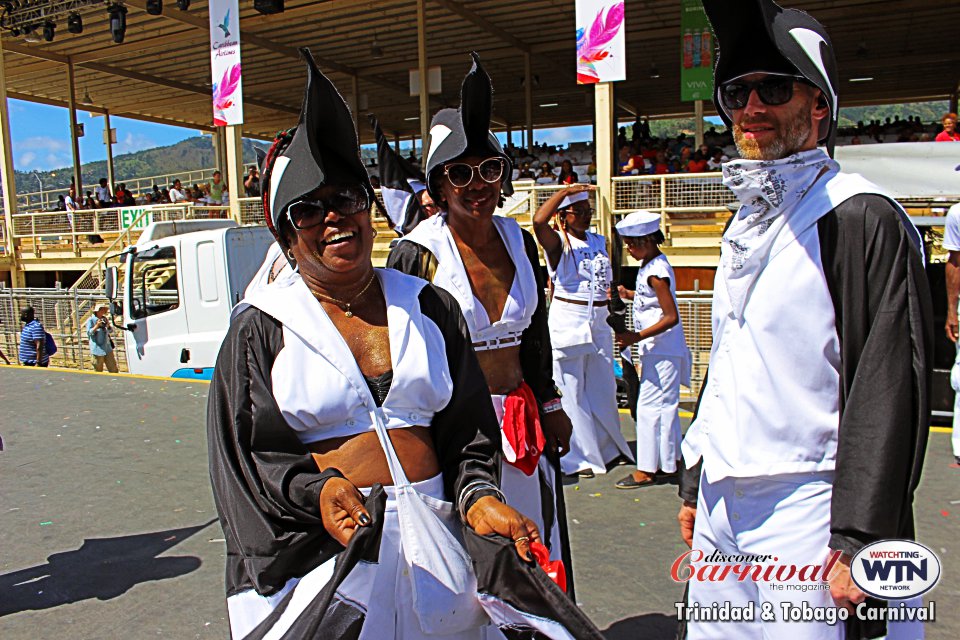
[530,541,567,592]
[501,382,545,476]
[936,131,960,142]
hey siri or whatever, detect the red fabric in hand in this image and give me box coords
[501,382,545,476]
[530,541,567,592]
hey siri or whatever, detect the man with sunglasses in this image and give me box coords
[677,2,933,639]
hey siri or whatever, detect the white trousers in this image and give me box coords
[635,354,682,473]
[950,342,960,457]
[552,314,633,475]
[688,471,924,640]
[492,395,565,563]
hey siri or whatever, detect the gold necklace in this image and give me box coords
[309,272,377,318]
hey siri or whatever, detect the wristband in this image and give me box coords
[541,398,563,414]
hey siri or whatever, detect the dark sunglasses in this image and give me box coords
[443,157,505,188]
[719,74,808,111]
[562,205,594,218]
[285,186,370,230]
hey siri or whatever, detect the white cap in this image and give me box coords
[615,210,661,237]
[557,191,590,210]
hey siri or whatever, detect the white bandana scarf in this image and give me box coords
[721,149,840,319]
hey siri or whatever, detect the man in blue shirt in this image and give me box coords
[86,305,118,373]
[18,306,48,367]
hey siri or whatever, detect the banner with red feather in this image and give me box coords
[209,0,244,126]
[575,1,626,84]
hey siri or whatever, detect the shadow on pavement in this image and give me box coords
[604,612,679,639]
[0,519,217,617]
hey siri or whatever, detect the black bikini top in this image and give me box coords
[363,369,394,407]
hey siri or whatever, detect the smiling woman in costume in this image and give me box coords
[388,53,575,576]
[206,50,603,640]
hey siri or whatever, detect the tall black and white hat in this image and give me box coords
[261,48,373,235]
[370,115,429,236]
[704,0,840,156]
[423,52,513,202]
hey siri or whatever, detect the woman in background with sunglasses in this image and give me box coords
[532,185,634,480]
[208,51,557,640]
[388,54,576,573]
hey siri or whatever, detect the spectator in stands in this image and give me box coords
[169,179,187,203]
[406,150,420,166]
[86,305,118,373]
[618,144,646,175]
[159,189,171,203]
[517,162,535,180]
[116,183,135,206]
[95,178,112,208]
[706,148,728,171]
[936,113,960,142]
[557,159,579,185]
[207,171,225,204]
[850,135,862,145]
[18,306,49,367]
[652,150,670,175]
[617,127,628,149]
[55,195,66,211]
[244,166,261,197]
[536,163,556,185]
[83,191,97,209]
[687,151,709,173]
[369,175,381,189]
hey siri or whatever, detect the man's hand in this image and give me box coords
[615,331,641,348]
[678,500,697,548]
[466,496,541,561]
[617,285,635,300]
[319,477,371,547]
[827,552,867,613]
[946,310,958,343]
[541,410,572,457]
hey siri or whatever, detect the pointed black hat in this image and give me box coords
[704,0,840,156]
[423,52,513,202]
[370,115,430,236]
[262,48,372,235]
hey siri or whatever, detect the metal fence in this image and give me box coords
[0,286,128,371]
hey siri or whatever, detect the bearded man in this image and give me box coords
[677,2,933,639]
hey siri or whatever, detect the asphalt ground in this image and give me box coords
[0,366,957,639]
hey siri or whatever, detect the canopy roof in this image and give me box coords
[1,0,955,142]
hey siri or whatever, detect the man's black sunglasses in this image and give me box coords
[719,74,810,111]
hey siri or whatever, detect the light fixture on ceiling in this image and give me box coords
[108,4,127,44]
[649,63,661,79]
[404,116,419,121]
[371,35,383,59]
[254,0,284,15]
[67,12,83,34]
[176,0,190,9]
[83,88,93,104]
[146,0,163,15]
[856,41,868,58]
[42,20,55,42]
[849,77,874,82]
[539,102,558,108]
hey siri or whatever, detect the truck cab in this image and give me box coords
[106,220,274,379]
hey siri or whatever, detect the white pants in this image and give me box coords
[492,395,565,563]
[635,354,682,473]
[688,470,924,640]
[950,343,960,457]
[551,305,633,475]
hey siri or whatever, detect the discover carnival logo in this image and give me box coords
[850,540,942,599]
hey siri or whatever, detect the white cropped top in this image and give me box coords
[401,213,538,351]
[236,269,454,444]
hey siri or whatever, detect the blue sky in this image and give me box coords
[7,97,726,172]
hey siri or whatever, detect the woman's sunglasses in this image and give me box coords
[285,186,370,230]
[561,205,594,218]
[443,157,505,188]
[719,74,808,111]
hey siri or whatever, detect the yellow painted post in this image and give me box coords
[104,110,115,191]
[524,53,533,151]
[694,100,705,148]
[224,125,244,223]
[0,39,23,286]
[594,82,614,241]
[416,0,430,146]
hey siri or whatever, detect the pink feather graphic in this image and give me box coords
[212,63,242,125]
[577,2,625,84]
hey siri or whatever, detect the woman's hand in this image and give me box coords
[466,496,541,561]
[541,409,573,457]
[828,553,868,613]
[677,500,697,548]
[617,285,635,301]
[319,477,371,547]
[615,330,641,348]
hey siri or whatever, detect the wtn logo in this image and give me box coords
[860,558,927,583]
[851,541,941,599]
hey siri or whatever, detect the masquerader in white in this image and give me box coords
[531,185,634,478]
[613,210,691,489]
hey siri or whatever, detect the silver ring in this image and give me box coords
[514,536,530,544]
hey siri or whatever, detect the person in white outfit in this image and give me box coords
[941,201,960,467]
[613,210,691,489]
[532,184,634,478]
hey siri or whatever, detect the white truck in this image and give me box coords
[104,220,274,379]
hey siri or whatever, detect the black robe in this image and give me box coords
[208,283,601,639]
[680,194,933,639]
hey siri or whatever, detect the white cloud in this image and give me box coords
[114,132,158,155]
[15,136,73,170]
[19,151,36,167]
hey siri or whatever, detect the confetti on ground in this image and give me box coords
[639,523,646,527]
[209,538,226,543]
[39,521,52,526]
[941,510,950,517]
[164,535,177,541]
[634,499,640,502]
[175,439,181,443]
[589,493,602,497]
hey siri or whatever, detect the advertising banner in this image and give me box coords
[679,0,714,102]
[209,0,243,126]
[576,1,626,84]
